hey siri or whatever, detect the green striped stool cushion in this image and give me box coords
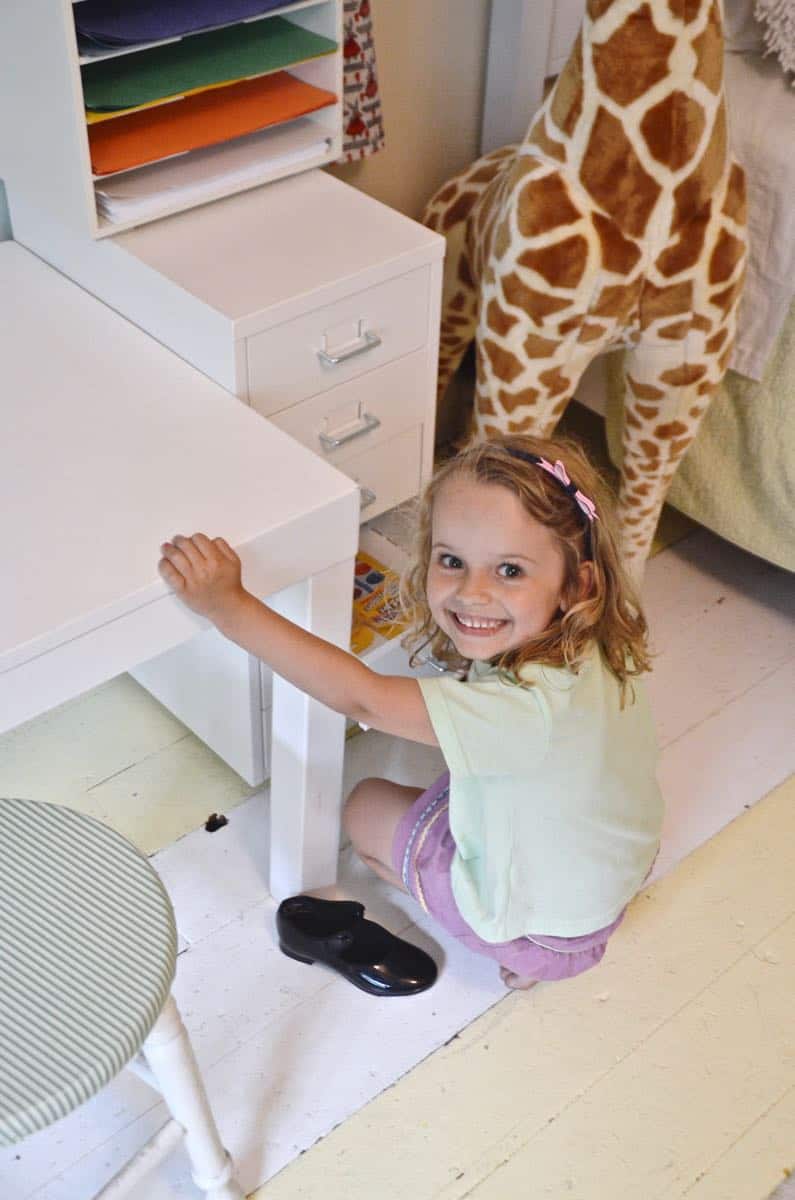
[0,798,177,1145]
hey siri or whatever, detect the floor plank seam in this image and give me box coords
[680,1082,795,1197]
[655,660,795,754]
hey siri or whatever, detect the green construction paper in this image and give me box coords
[82,17,336,111]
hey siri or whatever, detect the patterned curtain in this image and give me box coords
[339,0,385,160]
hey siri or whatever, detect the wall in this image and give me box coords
[327,0,491,220]
[0,1,490,240]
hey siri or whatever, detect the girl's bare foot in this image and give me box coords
[499,965,538,991]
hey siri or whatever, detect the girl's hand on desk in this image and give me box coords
[158,534,246,623]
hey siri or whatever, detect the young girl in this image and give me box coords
[158,433,663,990]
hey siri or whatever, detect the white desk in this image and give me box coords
[0,242,360,898]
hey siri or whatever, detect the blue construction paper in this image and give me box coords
[75,0,303,49]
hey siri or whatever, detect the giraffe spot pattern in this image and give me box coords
[636,404,662,419]
[722,162,748,224]
[550,33,583,137]
[458,255,474,288]
[640,91,706,170]
[672,102,727,231]
[581,107,662,238]
[499,387,540,414]
[691,313,713,332]
[538,366,571,396]
[592,277,643,321]
[558,315,584,335]
[501,273,571,323]
[432,183,457,205]
[593,212,642,274]
[517,173,582,238]
[523,332,562,357]
[449,291,469,312]
[659,363,707,386]
[639,279,693,328]
[670,435,694,456]
[487,300,518,337]
[655,205,711,276]
[443,192,482,232]
[705,327,728,353]
[578,322,608,343]
[517,234,589,288]
[709,228,745,283]
[469,162,510,185]
[658,319,693,339]
[692,2,724,94]
[668,0,701,21]
[482,338,524,383]
[592,7,675,107]
[628,374,665,399]
[653,420,689,438]
[527,117,567,163]
[508,415,541,432]
[710,275,744,315]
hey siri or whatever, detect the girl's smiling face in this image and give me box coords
[426,476,569,661]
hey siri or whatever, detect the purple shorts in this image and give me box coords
[391,773,625,982]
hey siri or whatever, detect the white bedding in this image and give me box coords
[724,45,795,379]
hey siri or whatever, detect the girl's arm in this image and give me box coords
[158,533,438,747]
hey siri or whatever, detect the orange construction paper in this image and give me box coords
[88,71,336,176]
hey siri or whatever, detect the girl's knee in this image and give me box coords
[342,777,381,840]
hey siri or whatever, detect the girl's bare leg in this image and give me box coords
[342,776,425,893]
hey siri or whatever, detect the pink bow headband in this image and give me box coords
[504,448,598,556]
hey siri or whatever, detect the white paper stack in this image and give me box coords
[94,117,329,223]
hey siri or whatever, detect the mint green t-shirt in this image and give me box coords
[418,650,663,941]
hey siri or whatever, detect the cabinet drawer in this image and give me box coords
[246,265,430,415]
[340,425,423,523]
[264,350,426,462]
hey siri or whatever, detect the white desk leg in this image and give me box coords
[267,557,354,900]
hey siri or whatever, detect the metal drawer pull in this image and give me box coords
[317,322,382,367]
[318,409,380,451]
[359,486,377,510]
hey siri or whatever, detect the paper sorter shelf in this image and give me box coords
[88,71,336,176]
[94,117,329,223]
[75,0,304,54]
[81,17,336,112]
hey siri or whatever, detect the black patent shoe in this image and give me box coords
[276,894,437,997]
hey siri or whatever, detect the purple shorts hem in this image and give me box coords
[391,772,624,983]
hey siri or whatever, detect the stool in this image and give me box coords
[0,798,244,1200]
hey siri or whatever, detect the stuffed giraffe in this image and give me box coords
[424,0,747,578]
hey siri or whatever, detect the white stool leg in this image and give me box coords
[142,995,244,1200]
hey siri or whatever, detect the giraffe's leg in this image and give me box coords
[423,146,518,416]
[472,310,605,442]
[616,339,725,580]
[434,222,479,411]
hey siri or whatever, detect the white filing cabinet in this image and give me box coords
[96,169,446,784]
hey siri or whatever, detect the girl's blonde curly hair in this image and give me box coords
[400,432,651,699]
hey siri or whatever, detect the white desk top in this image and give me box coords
[1,241,359,676]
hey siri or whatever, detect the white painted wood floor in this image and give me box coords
[0,525,792,1200]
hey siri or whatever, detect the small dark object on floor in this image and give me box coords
[276,894,437,997]
[204,812,228,832]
